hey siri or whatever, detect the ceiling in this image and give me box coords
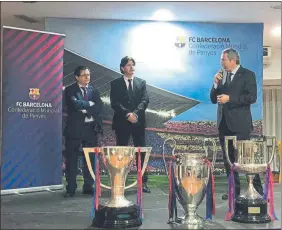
[1,1,281,47]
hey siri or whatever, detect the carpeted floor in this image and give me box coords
[1,176,281,229]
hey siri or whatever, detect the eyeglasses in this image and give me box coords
[79,74,90,77]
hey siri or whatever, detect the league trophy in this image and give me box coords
[162,138,217,228]
[225,135,277,223]
[83,146,152,228]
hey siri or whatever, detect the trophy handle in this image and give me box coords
[125,147,152,190]
[265,135,277,164]
[163,138,177,156]
[224,136,237,167]
[83,147,111,190]
[203,138,217,170]
[162,138,177,178]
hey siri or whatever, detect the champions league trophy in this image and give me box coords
[83,146,152,228]
[225,135,277,223]
[162,138,217,229]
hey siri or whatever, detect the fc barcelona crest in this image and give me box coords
[175,36,186,48]
[29,88,40,100]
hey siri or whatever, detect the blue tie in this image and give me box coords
[81,87,88,100]
[226,72,232,85]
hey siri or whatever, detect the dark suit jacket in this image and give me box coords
[210,66,257,135]
[110,76,149,130]
[63,82,103,139]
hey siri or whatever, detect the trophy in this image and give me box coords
[225,135,276,223]
[83,146,152,228]
[162,138,217,228]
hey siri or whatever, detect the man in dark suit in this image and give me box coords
[110,56,151,193]
[63,66,103,197]
[210,48,263,200]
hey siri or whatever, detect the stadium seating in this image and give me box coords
[62,120,263,175]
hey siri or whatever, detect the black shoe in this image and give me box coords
[222,193,241,200]
[82,189,94,195]
[222,193,228,200]
[142,184,151,193]
[64,192,75,198]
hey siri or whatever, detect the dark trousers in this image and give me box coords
[65,122,98,193]
[219,115,263,197]
[115,125,148,183]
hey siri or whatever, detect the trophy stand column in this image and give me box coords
[92,172,142,228]
[232,174,271,223]
[177,205,204,228]
[244,174,261,199]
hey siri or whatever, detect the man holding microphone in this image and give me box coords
[210,48,263,200]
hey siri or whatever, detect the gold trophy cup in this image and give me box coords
[83,146,152,228]
[225,135,276,223]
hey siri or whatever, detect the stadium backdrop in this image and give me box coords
[44,19,274,176]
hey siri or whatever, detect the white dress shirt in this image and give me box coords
[123,76,134,89]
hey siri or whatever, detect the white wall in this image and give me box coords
[263,47,281,80]
[1,15,45,31]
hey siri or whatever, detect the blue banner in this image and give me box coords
[1,27,65,190]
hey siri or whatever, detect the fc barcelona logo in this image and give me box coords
[29,88,40,100]
[175,36,186,48]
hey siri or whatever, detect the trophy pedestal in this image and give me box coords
[176,212,205,229]
[232,196,271,224]
[92,204,142,228]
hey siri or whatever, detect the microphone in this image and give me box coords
[218,68,224,86]
[218,68,223,75]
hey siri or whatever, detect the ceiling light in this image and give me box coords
[271,26,281,37]
[151,9,174,21]
[270,4,281,10]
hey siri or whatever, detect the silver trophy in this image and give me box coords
[163,138,217,228]
[83,146,152,228]
[225,135,276,223]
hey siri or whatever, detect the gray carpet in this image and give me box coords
[1,183,281,229]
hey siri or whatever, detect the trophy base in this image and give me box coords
[232,196,271,224]
[176,213,205,229]
[92,204,142,229]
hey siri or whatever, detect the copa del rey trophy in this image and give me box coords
[83,146,152,228]
[225,135,278,223]
[162,138,217,229]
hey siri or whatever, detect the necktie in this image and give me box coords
[128,79,133,100]
[226,72,232,85]
[81,87,88,100]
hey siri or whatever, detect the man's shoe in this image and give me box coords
[143,184,151,193]
[82,189,94,195]
[222,193,228,200]
[64,192,75,198]
[222,193,241,200]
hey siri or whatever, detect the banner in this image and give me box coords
[46,19,263,174]
[1,26,65,191]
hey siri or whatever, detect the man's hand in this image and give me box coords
[217,94,230,104]
[214,71,223,84]
[127,113,137,123]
